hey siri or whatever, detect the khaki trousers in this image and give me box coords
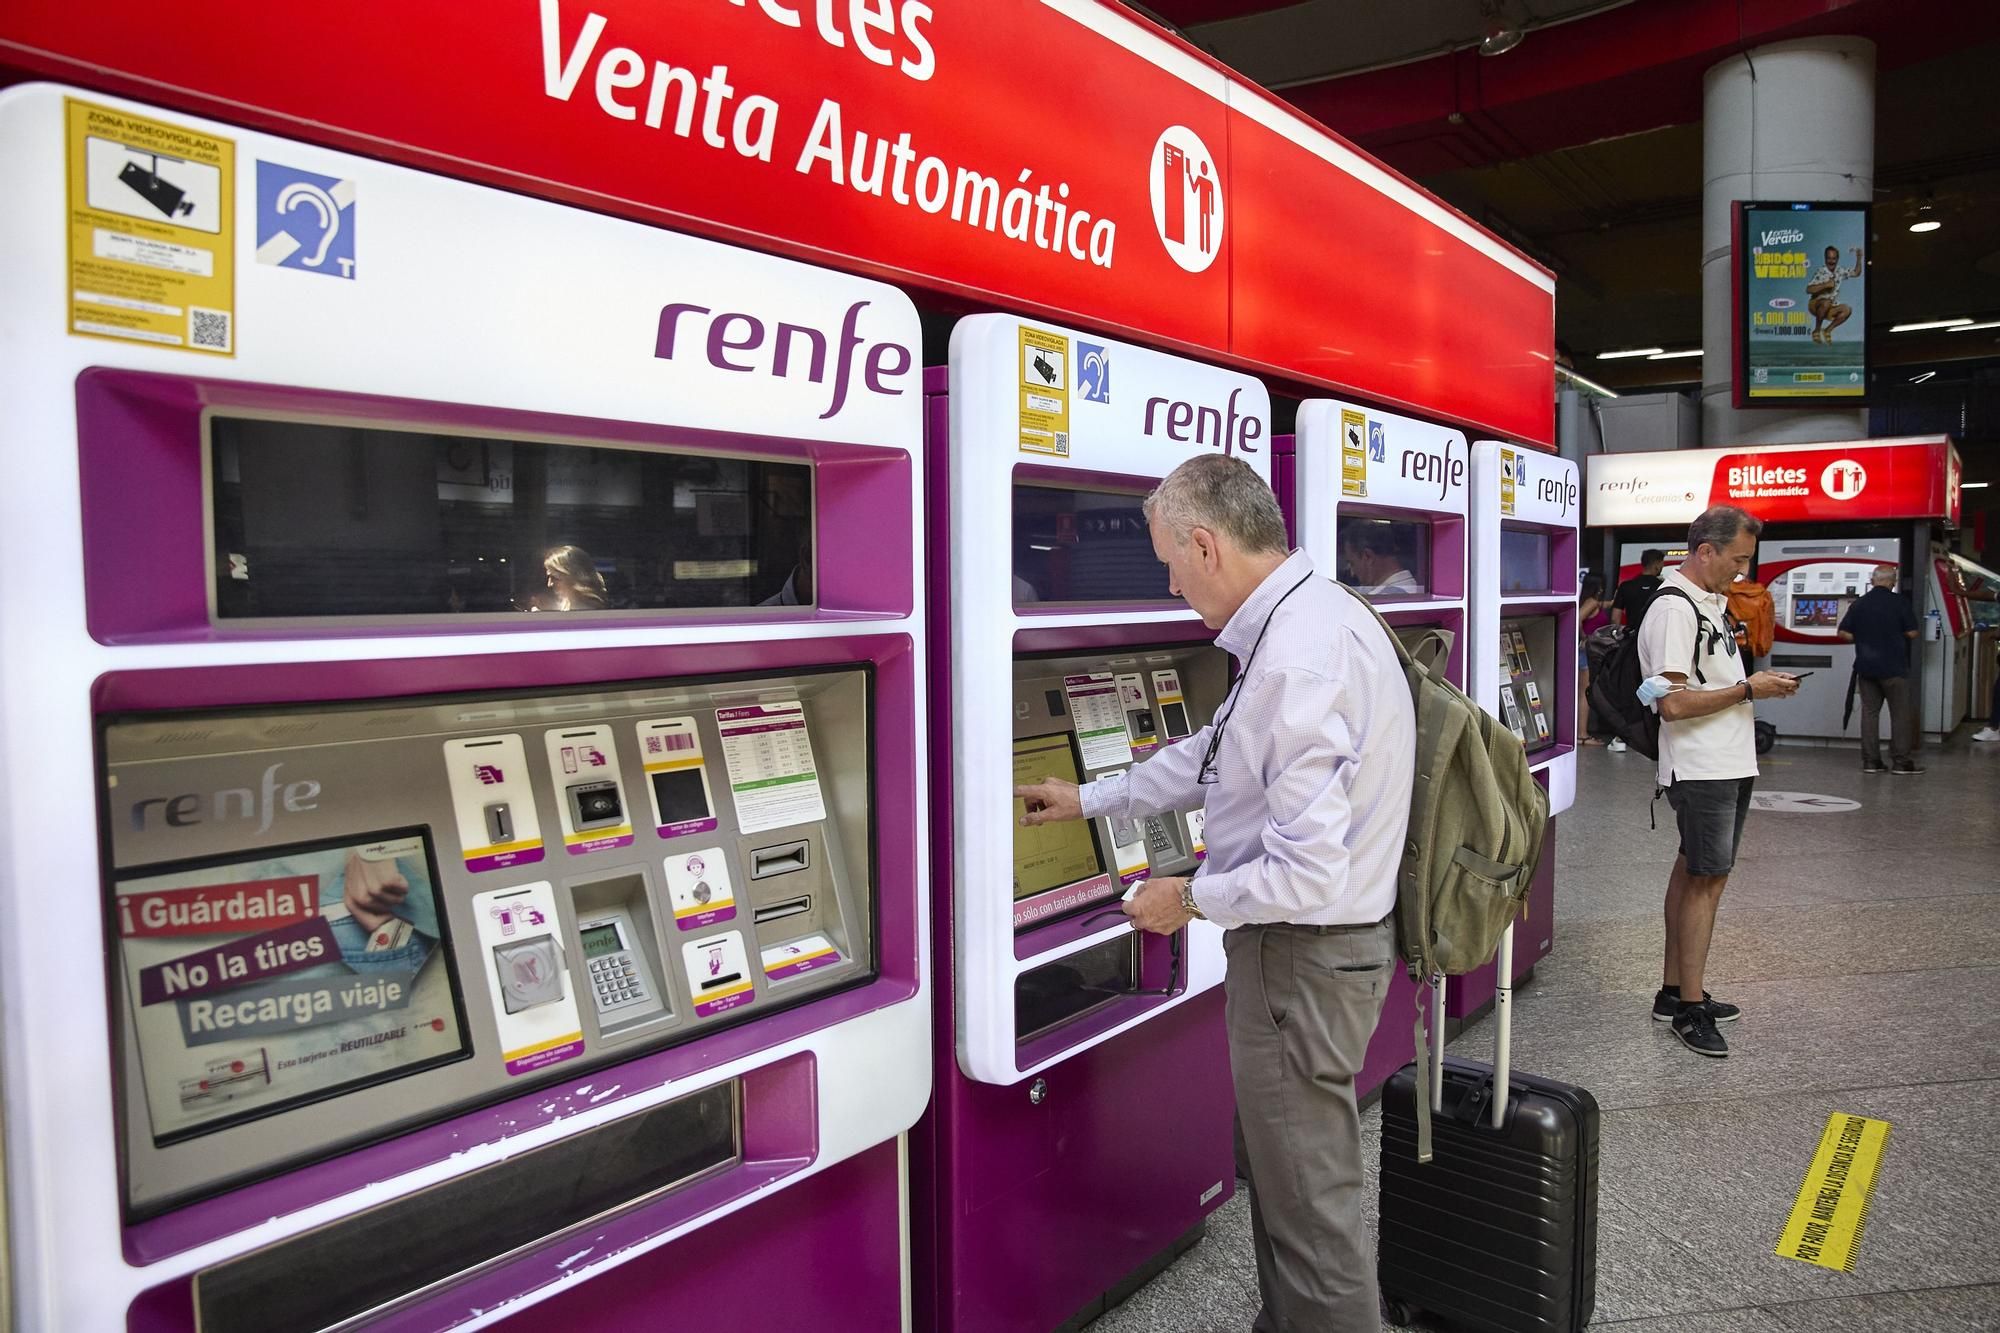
[1223,919,1395,1332]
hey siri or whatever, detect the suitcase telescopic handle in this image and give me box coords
[1492,921,1514,1129]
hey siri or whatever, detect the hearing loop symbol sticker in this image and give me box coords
[255,161,356,279]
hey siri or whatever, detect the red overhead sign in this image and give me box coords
[1586,436,1962,528]
[0,0,1555,445]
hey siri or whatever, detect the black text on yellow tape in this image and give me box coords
[1777,1112,1890,1272]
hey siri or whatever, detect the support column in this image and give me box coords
[1701,37,1875,447]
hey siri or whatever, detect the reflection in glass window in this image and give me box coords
[1336,516,1430,599]
[1012,485,1173,604]
[209,418,812,620]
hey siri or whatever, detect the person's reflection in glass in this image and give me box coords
[542,545,610,611]
[1340,523,1421,596]
[761,540,814,606]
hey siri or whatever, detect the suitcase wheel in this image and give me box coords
[1384,1297,1418,1326]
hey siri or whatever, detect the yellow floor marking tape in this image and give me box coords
[1776,1112,1891,1272]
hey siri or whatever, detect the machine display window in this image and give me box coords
[110,829,472,1146]
[1012,483,1172,604]
[1790,596,1851,629]
[1335,516,1431,599]
[1499,528,1553,594]
[1011,732,1108,901]
[1499,616,1560,755]
[208,415,814,620]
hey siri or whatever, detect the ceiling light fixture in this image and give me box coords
[1890,319,1973,332]
[1908,199,1941,233]
[1960,482,1990,490]
[1909,219,1942,233]
[1947,320,2000,333]
[1647,349,1704,360]
[1908,371,1938,383]
[1556,365,1619,399]
[1596,347,1664,360]
[1478,1,1524,56]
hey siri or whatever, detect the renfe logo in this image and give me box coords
[1143,386,1262,455]
[130,763,322,835]
[656,298,914,420]
[1536,473,1578,515]
[1400,443,1465,501]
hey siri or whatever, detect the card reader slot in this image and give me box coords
[753,895,813,925]
[749,840,811,879]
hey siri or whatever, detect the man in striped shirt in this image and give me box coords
[1017,454,1415,1330]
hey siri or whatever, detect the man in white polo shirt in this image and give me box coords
[1639,505,1800,1058]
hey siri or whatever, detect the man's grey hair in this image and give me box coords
[1142,455,1290,556]
[1686,504,1762,554]
[1870,565,1898,587]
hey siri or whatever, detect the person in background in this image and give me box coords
[541,545,611,611]
[1838,566,1924,775]
[1017,455,1414,1330]
[1639,506,1800,1058]
[1579,573,1609,745]
[1976,669,2000,744]
[1613,549,1666,626]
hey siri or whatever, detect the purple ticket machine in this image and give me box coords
[1459,442,1580,1019]
[916,316,1269,1331]
[1280,400,1470,1096]
[0,87,929,1330]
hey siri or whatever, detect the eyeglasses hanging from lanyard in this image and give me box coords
[1198,572,1315,785]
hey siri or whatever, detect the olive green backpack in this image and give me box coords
[1338,583,1549,1157]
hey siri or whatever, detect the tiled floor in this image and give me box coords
[1089,733,2000,1332]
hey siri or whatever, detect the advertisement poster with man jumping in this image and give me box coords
[1739,201,1868,401]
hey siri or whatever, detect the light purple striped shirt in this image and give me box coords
[1081,550,1415,929]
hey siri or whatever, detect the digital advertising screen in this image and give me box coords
[113,829,469,1143]
[1737,201,1869,405]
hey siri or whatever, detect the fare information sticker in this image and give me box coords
[65,98,236,355]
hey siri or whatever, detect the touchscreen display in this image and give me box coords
[112,829,469,1144]
[1500,529,1553,594]
[1011,733,1105,900]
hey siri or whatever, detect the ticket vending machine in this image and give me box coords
[1281,399,1469,1095]
[0,87,930,1331]
[917,317,1261,1332]
[1755,537,1901,739]
[1464,443,1579,1017]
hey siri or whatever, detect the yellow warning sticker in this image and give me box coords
[1777,1112,1890,1271]
[1500,447,1518,515]
[65,98,236,356]
[1340,408,1368,497]
[1018,326,1071,457]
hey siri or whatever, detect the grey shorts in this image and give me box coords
[1666,777,1755,877]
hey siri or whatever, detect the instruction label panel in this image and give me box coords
[1064,673,1134,771]
[716,702,827,834]
[66,98,235,355]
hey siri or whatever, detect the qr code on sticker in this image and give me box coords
[1053,431,1069,455]
[189,307,232,352]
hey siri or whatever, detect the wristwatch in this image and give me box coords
[1742,680,1754,704]
[1180,881,1205,921]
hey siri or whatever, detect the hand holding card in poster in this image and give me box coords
[116,831,467,1142]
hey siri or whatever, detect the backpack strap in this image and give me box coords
[1647,586,1710,686]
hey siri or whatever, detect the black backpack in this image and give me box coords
[1588,586,1707,761]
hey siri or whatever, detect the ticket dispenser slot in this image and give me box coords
[751,840,811,879]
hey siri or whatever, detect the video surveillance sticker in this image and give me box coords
[1018,325,1071,457]
[65,98,235,355]
[543,725,634,856]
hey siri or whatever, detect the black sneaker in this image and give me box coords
[1892,761,1927,775]
[1653,986,1741,1023]
[1861,762,1888,774]
[1672,1003,1729,1058]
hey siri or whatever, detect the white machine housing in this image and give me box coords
[0,84,929,1331]
[946,313,1271,1085]
[1471,442,1579,815]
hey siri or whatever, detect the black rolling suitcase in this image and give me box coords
[1378,927,1600,1332]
